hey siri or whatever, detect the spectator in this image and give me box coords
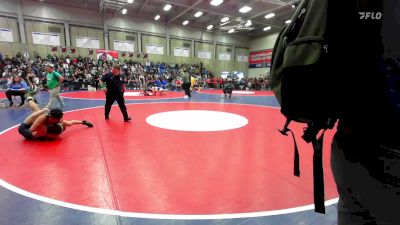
[6,75,29,107]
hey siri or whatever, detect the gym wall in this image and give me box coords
[0,0,251,77]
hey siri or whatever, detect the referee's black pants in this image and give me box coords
[182,83,191,97]
[105,92,129,119]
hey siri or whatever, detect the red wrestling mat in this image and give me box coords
[199,89,274,96]
[0,103,337,215]
[60,90,185,100]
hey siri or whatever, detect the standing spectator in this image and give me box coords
[99,65,131,122]
[6,75,29,107]
[45,64,64,108]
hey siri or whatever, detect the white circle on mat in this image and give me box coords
[232,91,255,94]
[146,110,248,131]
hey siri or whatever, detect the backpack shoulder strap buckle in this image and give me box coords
[278,118,292,135]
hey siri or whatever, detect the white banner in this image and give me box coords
[198,51,211,59]
[146,44,164,55]
[237,55,249,62]
[32,32,60,46]
[219,53,231,61]
[113,40,134,52]
[0,28,13,42]
[76,36,100,49]
[174,47,190,57]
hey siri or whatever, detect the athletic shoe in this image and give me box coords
[24,90,37,99]
[82,120,94,127]
[26,96,38,104]
[124,117,132,122]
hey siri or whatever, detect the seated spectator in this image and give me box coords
[161,79,167,89]
[153,79,163,91]
[175,78,182,90]
[6,75,29,107]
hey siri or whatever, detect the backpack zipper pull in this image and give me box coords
[323,45,328,53]
[299,8,306,19]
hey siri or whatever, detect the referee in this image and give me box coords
[99,65,131,122]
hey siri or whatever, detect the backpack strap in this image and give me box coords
[312,130,326,214]
[280,119,327,214]
[279,119,300,177]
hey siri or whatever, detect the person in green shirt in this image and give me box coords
[45,64,65,108]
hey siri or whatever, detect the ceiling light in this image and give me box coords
[285,20,291,24]
[228,29,234,33]
[239,6,252,13]
[265,13,275,19]
[210,0,223,6]
[207,25,214,30]
[121,8,127,14]
[154,15,160,20]
[183,20,189,25]
[263,26,271,31]
[245,20,252,27]
[164,4,172,11]
[194,11,203,17]
[221,17,229,23]
[127,0,134,3]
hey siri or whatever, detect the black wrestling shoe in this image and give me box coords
[24,91,36,99]
[82,120,94,127]
[124,117,132,122]
[26,96,38,104]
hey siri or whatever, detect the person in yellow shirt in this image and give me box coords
[190,75,196,90]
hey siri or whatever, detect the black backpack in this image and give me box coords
[270,0,333,214]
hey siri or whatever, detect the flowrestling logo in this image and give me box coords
[358,0,383,20]
[359,12,382,20]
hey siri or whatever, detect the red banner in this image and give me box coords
[249,49,273,68]
[96,49,119,60]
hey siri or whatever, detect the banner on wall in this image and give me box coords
[174,47,190,57]
[0,28,13,42]
[146,44,164,55]
[198,51,211,59]
[96,49,119,60]
[76,36,100,49]
[114,40,134,52]
[218,53,231,61]
[249,49,272,68]
[32,32,60,46]
[237,55,249,62]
